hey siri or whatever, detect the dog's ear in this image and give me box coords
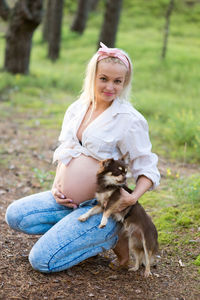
[99,158,114,169]
[98,159,112,173]
[102,158,114,168]
[120,152,129,163]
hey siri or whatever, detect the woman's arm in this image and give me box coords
[117,175,153,212]
[118,116,160,190]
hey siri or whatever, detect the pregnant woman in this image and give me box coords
[5,43,160,273]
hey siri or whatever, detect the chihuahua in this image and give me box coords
[78,158,158,277]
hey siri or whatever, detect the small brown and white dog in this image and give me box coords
[78,158,159,277]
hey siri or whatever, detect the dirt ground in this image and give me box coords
[0,111,200,300]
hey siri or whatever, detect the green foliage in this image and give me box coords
[0,0,199,278]
[64,0,78,14]
[194,255,200,266]
[123,0,200,22]
[176,174,200,205]
[194,255,200,274]
[33,168,55,188]
[0,0,200,163]
[140,174,200,248]
[167,111,199,147]
[162,111,200,162]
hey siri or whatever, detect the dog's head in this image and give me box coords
[97,158,128,187]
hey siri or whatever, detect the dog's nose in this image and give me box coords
[117,175,124,182]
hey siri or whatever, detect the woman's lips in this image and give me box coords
[104,92,113,96]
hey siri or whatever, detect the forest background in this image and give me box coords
[0,0,200,299]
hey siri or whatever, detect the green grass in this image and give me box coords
[32,168,55,188]
[139,173,200,271]
[0,1,200,162]
[0,1,199,273]
[128,168,200,267]
[195,254,200,273]
[127,170,199,273]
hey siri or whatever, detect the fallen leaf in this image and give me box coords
[178,259,185,267]
[108,275,118,280]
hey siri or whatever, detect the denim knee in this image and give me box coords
[28,234,119,274]
[5,201,21,231]
[29,246,50,273]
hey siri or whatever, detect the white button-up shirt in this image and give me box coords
[53,97,160,189]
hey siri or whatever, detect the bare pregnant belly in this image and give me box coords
[56,155,100,204]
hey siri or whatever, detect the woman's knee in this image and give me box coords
[28,233,118,274]
[5,201,22,231]
[29,245,51,273]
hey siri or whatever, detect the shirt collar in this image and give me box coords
[80,97,129,119]
[110,97,128,117]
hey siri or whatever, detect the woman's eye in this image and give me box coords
[115,79,122,84]
[100,77,107,81]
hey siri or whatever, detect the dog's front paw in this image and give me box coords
[99,216,108,228]
[98,223,106,228]
[144,269,152,277]
[78,215,87,222]
[128,266,139,272]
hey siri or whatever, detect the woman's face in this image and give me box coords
[94,60,127,105]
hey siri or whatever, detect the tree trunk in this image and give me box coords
[70,0,91,34]
[42,0,52,42]
[98,0,123,48]
[161,0,175,59]
[90,0,99,11]
[47,0,64,61]
[0,0,10,21]
[4,0,43,74]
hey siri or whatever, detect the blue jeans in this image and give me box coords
[5,191,119,273]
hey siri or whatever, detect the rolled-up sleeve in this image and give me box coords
[58,105,74,142]
[118,116,160,189]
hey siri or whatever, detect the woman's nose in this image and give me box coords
[106,81,114,90]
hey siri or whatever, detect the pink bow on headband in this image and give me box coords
[97,42,130,70]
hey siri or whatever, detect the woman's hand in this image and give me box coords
[116,175,153,212]
[116,188,138,212]
[51,187,78,209]
[107,188,138,213]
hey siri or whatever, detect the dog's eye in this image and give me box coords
[125,168,127,172]
[118,166,123,171]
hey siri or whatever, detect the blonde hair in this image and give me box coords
[79,49,133,106]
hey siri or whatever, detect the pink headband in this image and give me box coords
[97,42,130,70]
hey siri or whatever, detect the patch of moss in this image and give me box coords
[158,232,178,245]
[157,207,179,227]
[194,255,200,266]
[176,215,193,227]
